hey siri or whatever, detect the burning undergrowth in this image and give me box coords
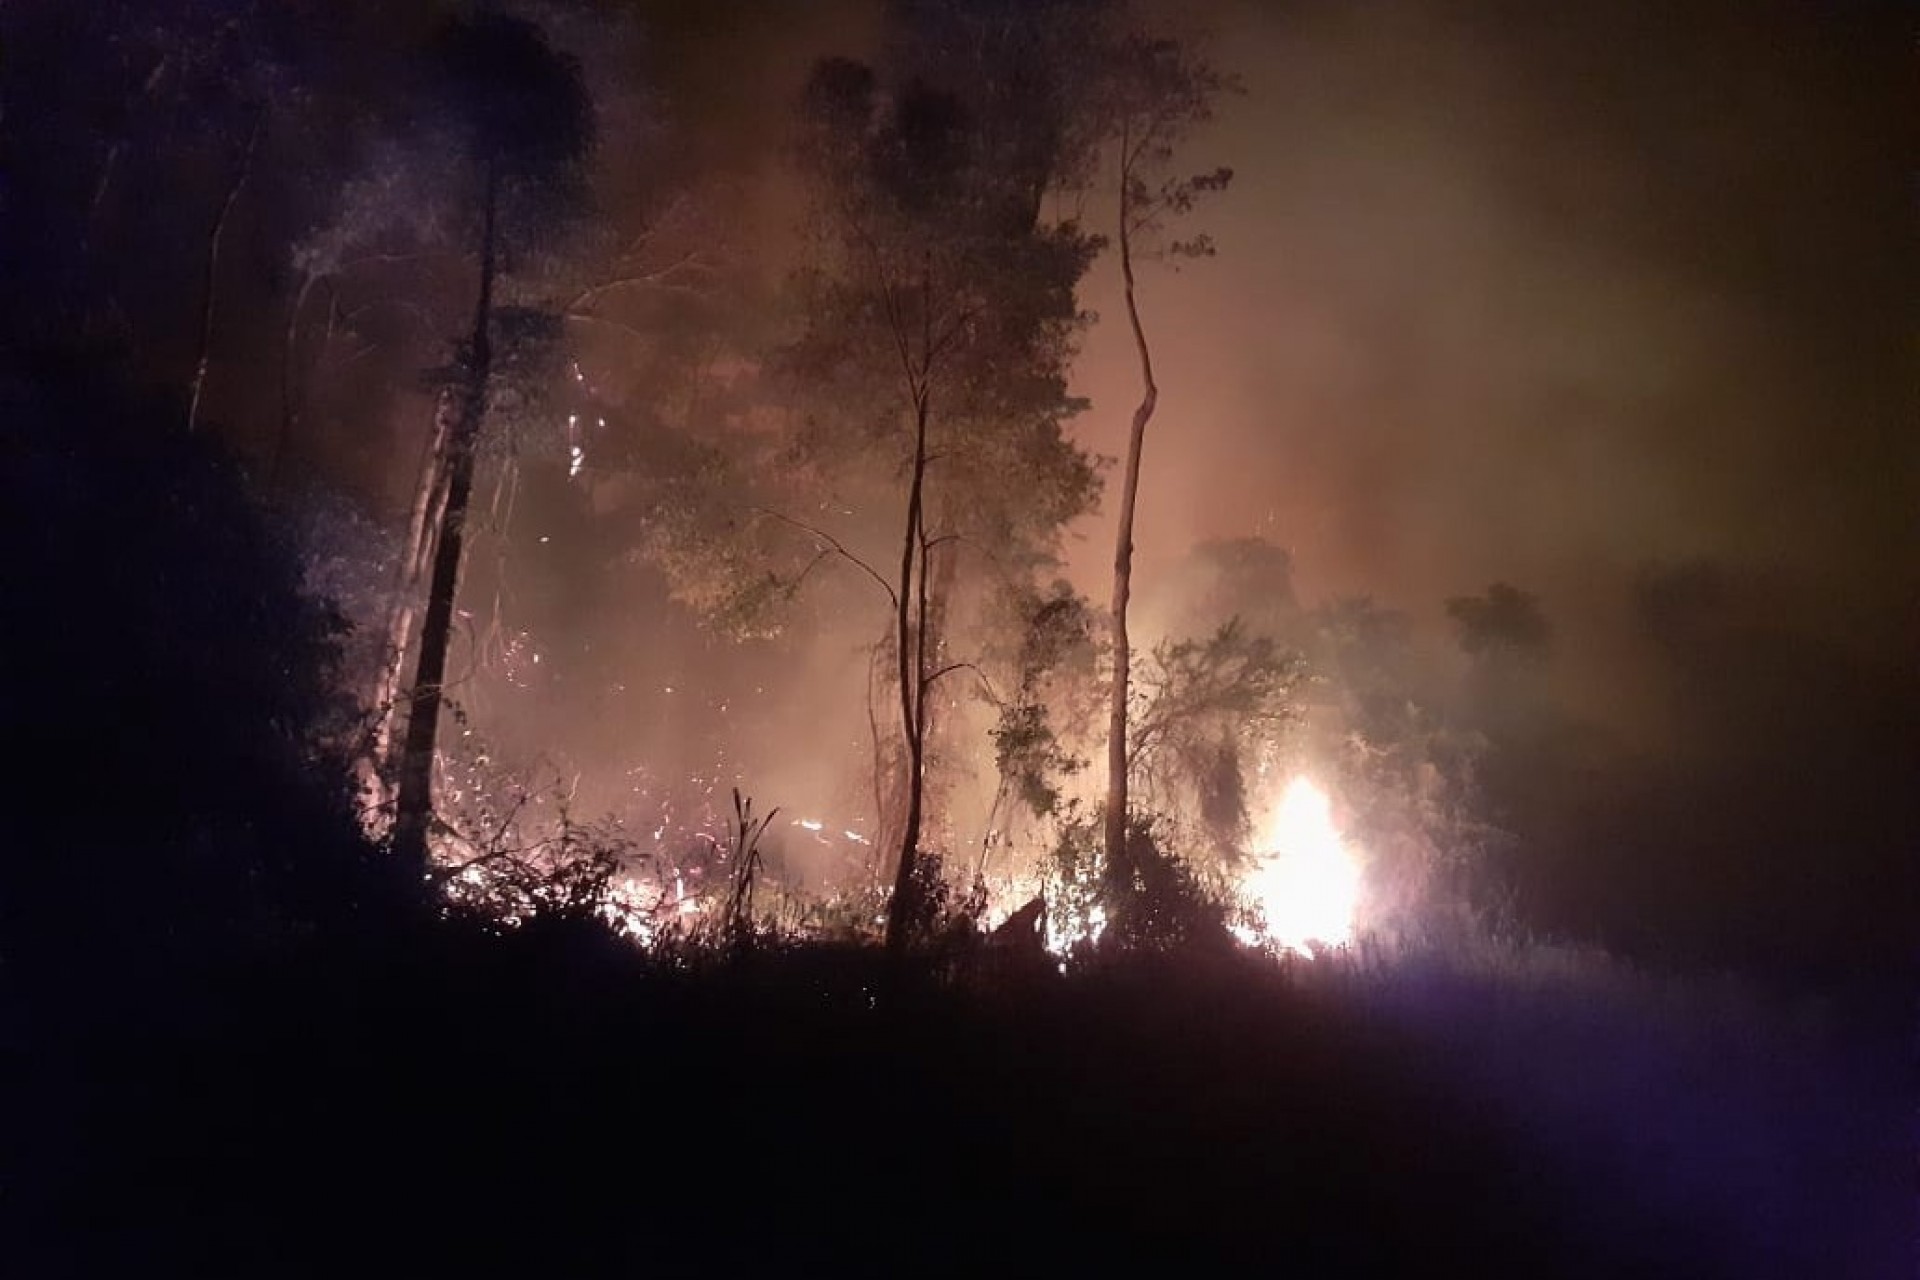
[404,703,1380,972]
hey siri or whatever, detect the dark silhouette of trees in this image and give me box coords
[1446,581,1553,663]
[390,12,593,873]
[784,47,1100,956]
[980,582,1101,871]
[1128,619,1303,855]
[0,350,423,994]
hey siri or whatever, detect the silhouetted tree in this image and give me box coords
[0,352,419,989]
[784,51,1100,956]
[1446,581,1553,663]
[979,582,1101,870]
[391,12,593,873]
[1129,618,1302,855]
[1098,33,1237,873]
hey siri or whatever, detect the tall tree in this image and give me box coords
[1099,35,1235,870]
[783,52,1099,954]
[390,11,593,872]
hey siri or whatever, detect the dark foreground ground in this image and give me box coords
[7,926,1904,1279]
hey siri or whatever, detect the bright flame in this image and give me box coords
[597,872,707,944]
[1234,777,1362,955]
[1045,900,1106,961]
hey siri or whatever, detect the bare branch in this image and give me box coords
[784,545,837,596]
[923,659,1001,706]
[926,300,980,364]
[188,110,264,432]
[563,253,715,312]
[337,249,466,273]
[842,198,925,402]
[751,505,898,607]
[561,312,656,345]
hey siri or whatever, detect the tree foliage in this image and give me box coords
[983,582,1101,841]
[0,353,424,985]
[1447,582,1553,663]
[767,27,1108,949]
[1130,618,1305,854]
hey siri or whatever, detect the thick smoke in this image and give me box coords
[1075,1,1910,673]
[1063,0,1912,978]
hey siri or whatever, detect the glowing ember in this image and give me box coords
[1233,777,1362,955]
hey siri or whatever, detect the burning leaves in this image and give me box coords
[1031,775,1367,965]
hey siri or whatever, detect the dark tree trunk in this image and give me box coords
[272,270,325,494]
[367,387,455,778]
[914,523,962,847]
[1105,164,1158,870]
[392,163,499,872]
[885,391,932,960]
[187,114,262,433]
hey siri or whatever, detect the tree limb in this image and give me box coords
[752,505,898,607]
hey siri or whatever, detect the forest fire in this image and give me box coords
[1231,777,1363,955]
[420,763,1368,960]
[7,0,1905,1273]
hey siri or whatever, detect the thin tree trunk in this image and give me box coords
[368,387,456,777]
[867,630,903,884]
[977,781,1008,880]
[273,270,324,494]
[392,162,499,872]
[1105,164,1159,871]
[885,390,932,959]
[83,141,123,260]
[479,452,521,669]
[916,526,961,851]
[187,114,262,433]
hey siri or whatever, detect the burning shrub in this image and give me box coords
[423,730,635,932]
[901,850,989,956]
[1102,817,1234,956]
[1043,808,1233,962]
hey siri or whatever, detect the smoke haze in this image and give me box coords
[1070,1,1910,707]
[491,0,1914,975]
